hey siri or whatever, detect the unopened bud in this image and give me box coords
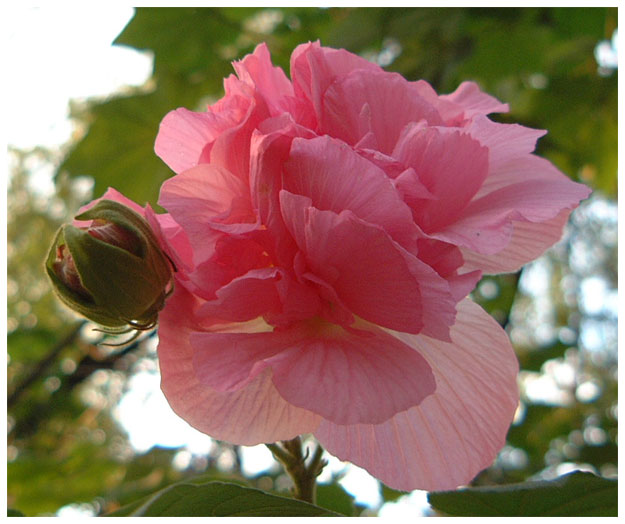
[45,200,174,331]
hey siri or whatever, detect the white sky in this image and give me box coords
[6,5,152,149]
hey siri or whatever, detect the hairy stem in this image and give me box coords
[266,437,328,504]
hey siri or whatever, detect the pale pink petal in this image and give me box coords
[392,125,489,233]
[154,108,234,174]
[268,321,435,425]
[315,299,519,492]
[185,234,271,302]
[392,168,436,203]
[233,43,294,115]
[197,267,283,323]
[279,191,456,338]
[290,41,381,125]
[144,204,195,274]
[433,155,591,254]
[191,318,435,425]
[159,164,255,264]
[321,70,443,154]
[416,238,482,301]
[249,129,300,266]
[208,105,262,181]
[284,135,419,249]
[440,81,509,118]
[460,209,571,274]
[465,115,546,170]
[158,285,321,445]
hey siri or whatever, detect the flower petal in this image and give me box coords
[269,321,436,425]
[159,164,255,264]
[460,209,571,274]
[433,155,591,254]
[465,115,546,171]
[197,267,283,323]
[154,108,235,174]
[440,81,509,118]
[284,135,419,249]
[191,318,435,425]
[290,41,382,125]
[314,298,519,492]
[321,69,442,154]
[392,125,489,233]
[158,285,321,445]
[233,43,294,115]
[279,191,456,338]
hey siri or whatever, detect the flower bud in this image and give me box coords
[45,199,175,331]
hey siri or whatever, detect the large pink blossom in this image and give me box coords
[109,42,589,491]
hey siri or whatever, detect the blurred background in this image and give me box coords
[6,6,618,517]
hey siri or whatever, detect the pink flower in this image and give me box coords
[116,43,589,491]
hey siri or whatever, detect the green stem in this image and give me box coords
[266,437,328,504]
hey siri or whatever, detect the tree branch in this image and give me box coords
[8,321,85,408]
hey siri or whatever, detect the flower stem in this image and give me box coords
[266,436,328,504]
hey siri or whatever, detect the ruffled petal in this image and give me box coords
[465,115,546,171]
[440,81,509,118]
[284,135,419,249]
[392,125,489,233]
[433,155,591,254]
[197,267,283,323]
[233,43,294,116]
[460,209,571,274]
[321,69,443,154]
[290,41,382,126]
[158,285,321,445]
[159,164,255,264]
[191,318,435,425]
[154,108,236,174]
[314,298,519,492]
[279,191,456,338]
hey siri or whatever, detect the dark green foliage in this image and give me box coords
[428,471,617,516]
[107,480,339,517]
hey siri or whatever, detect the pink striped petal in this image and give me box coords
[393,125,489,233]
[440,81,509,118]
[314,298,519,491]
[284,135,419,249]
[460,209,571,274]
[191,318,435,425]
[434,155,591,254]
[157,285,321,445]
[279,191,456,338]
[233,43,294,115]
[321,70,443,154]
[154,108,236,174]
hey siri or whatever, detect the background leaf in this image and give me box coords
[107,480,339,517]
[428,471,617,517]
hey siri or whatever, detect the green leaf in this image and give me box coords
[7,509,25,517]
[428,471,617,517]
[107,480,340,517]
[316,483,356,516]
